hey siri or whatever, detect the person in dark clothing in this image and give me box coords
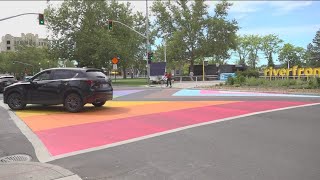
[165,72,172,88]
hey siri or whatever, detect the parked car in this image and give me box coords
[3,68,113,112]
[0,75,17,93]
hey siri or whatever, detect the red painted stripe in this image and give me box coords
[36,101,310,156]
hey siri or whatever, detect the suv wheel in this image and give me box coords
[64,93,83,112]
[7,92,26,110]
[92,101,106,107]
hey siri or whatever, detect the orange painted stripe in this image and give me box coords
[16,101,162,118]
[18,101,238,131]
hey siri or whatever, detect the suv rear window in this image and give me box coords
[86,70,107,79]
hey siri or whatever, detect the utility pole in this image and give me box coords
[146,0,150,85]
[164,38,167,72]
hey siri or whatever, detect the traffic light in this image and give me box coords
[108,20,113,30]
[147,52,153,64]
[147,52,153,60]
[39,14,45,25]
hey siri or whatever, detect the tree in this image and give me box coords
[306,29,320,67]
[0,46,55,77]
[261,34,283,67]
[151,0,238,72]
[45,0,146,78]
[201,0,238,64]
[234,35,251,65]
[246,35,262,69]
[278,43,305,67]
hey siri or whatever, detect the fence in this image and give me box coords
[173,75,219,82]
[259,75,319,80]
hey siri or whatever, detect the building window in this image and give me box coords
[7,41,10,45]
[7,47,11,50]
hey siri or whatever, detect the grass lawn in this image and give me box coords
[111,78,147,86]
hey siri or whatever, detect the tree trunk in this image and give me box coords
[190,58,194,73]
[190,49,194,73]
[122,66,127,79]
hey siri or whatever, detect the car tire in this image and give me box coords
[92,101,106,107]
[64,93,84,113]
[7,92,26,110]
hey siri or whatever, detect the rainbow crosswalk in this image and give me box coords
[14,100,312,157]
[173,89,320,97]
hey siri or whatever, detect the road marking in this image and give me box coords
[43,102,320,163]
[173,89,320,97]
[18,101,234,132]
[0,101,52,163]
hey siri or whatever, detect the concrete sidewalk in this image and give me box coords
[0,161,82,180]
[146,80,225,89]
[0,100,82,180]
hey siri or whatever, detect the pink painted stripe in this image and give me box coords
[216,101,306,112]
[36,101,310,156]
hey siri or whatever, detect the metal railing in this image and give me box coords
[173,75,219,82]
[259,75,319,80]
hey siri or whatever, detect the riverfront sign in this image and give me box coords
[264,66,320,77]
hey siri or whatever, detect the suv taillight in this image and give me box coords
[86,80,94,86]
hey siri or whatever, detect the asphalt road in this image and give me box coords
[51,105,320,180]
[0,88,320,180]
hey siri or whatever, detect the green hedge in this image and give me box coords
[236,69,259,78]
[226,77,320,89]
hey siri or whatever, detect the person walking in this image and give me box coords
[165,72,172,88]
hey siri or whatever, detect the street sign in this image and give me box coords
[112,57,119,64]
[113,64,117,70]
[146,44,151,51]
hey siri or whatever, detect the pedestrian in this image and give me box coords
[189,71,194,81]
[165,72,172,88]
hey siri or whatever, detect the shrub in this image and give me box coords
[233,75,246,85]
[236,69,259,78]
[308,78,319,89]
[226,76,235,85]
[316,77,320,86]
[275,79,297,87]
[245,77,265,86]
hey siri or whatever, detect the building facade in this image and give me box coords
[0,33,48,52]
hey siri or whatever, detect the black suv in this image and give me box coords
[3,68,113,112]
[0,75,17,93]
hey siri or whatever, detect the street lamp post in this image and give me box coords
[202,59,205,81]
[146,0,150,85]
[162,32,169,72]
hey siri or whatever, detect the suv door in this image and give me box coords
[51,69,80,100]
[28,70,61,104]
